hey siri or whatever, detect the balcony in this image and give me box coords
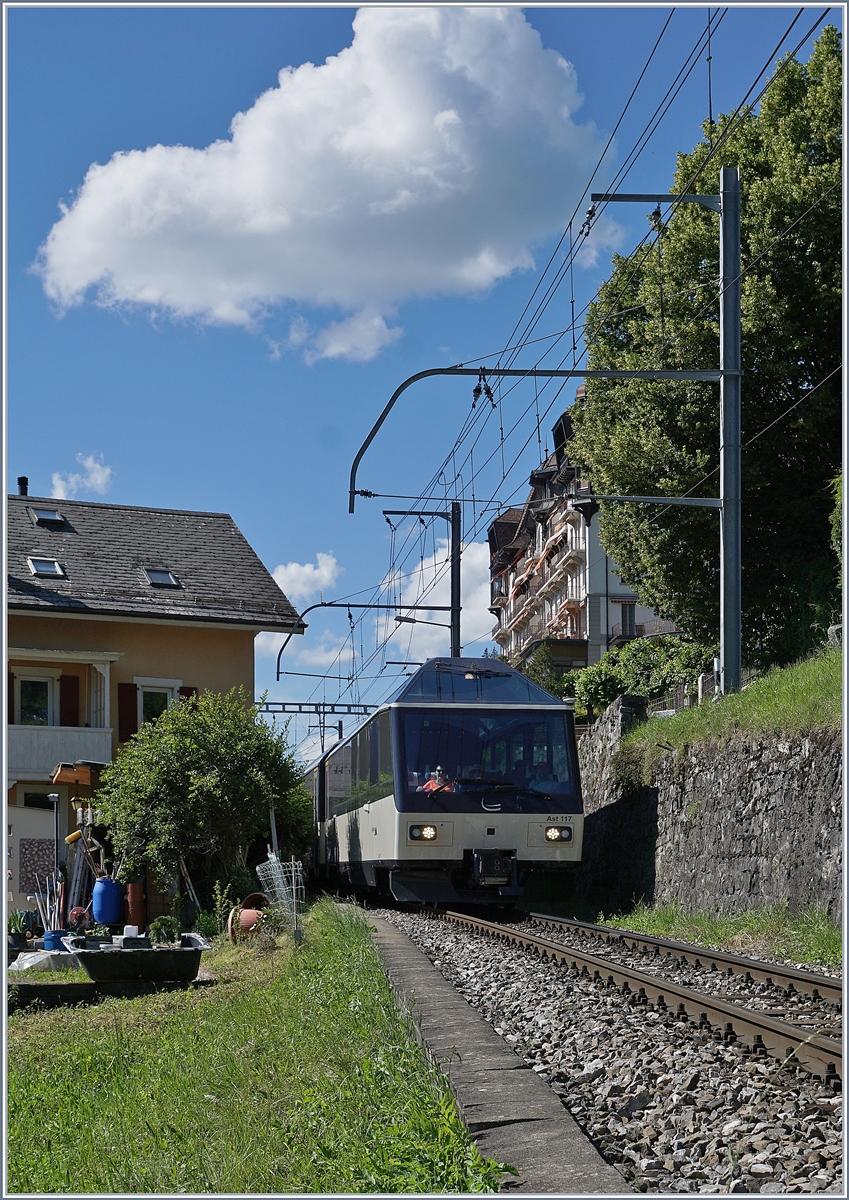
[7,725,114,782]
[610,617,681,646]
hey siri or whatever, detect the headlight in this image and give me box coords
[545,825,572,842]
[409,824,438,841]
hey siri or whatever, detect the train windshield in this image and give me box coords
[399,708,580,812]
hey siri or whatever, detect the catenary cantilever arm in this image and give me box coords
[348,366,725,511]
[275,600,452,679]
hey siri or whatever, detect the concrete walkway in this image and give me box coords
[368,914,630,1194]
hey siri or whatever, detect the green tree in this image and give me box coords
[97,688,312,890]
[574,636,716,714]
[520,643,573,700]
[571,28,841,669]
[830,472,842,585]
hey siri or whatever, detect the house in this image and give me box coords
[488,396,674,675]
[6,479,302,912]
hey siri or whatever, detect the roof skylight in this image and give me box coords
[30,506,64,525]
[144,568,181,588]
[27,557,65,578]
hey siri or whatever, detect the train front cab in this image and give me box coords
[309,657,584,905]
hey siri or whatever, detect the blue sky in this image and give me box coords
[6,5,839,757]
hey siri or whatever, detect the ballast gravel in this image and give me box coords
[524,920,842,1038]
[375,910,843,1195]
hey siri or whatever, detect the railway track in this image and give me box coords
[528,913,843,1006]
[443,911,842,1084]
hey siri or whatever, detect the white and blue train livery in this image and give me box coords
[303,657,584,905]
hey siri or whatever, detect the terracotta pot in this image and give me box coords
[241,892,270,910]
[227,906,264,943]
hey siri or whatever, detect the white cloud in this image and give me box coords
[272,551,343,604]
[304,310,403,364]
[34,7,614,354]
[51,453,114,500]
[384,538,494,661]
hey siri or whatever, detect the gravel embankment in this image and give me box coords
[376,911,843,1195]
[524,919,842,1037]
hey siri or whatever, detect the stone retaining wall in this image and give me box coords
[575,698,842,919]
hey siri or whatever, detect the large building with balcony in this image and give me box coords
[488,401,671,673]
[7,482,301,909]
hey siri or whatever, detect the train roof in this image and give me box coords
[384,656,568,706]
[301,658,570,773]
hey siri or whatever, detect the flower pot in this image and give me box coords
[227,907,264,942]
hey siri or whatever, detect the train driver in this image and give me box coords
[418,766,453,792]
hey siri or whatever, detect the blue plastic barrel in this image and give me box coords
[92,877,123,925]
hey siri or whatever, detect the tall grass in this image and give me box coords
[599,899,842,968]
[8,900,508,1193]
[627,645,841,752]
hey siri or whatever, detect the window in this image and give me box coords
[20,680,50,725]
[27,557,65,578]
[23,792,56,811]
[142,690,169,722]
[620,603,636,637]
[133,677,182,727]
[12,668,62,725]
[30,506,64,525]
[144,568,181,588]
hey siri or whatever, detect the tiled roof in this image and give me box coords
[7,494,303,631]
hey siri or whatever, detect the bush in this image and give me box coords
[575,636,716,713]
[96,687,313,895]
[149,916,181,944]
[193,911,218,939]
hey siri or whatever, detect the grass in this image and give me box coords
[615,646,842,786]
[598,899,842,969]
[8,899,509,1193]
[8,967,91,984]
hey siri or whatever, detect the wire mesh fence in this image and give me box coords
[255,854,306,941]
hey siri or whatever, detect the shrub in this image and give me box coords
[193,911,218,939]
[149,916,181,944]
[575,636,716,713]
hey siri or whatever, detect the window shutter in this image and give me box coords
[59,675,80,727]
[118,683,138,742]
[8,672,15,724]
[178,686,198,700]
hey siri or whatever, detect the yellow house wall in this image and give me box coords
[9,612,256,761]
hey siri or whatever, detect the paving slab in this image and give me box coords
[368,914,630,1195]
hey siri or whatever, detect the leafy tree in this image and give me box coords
[574,636,716,714]
[522,643,568,697]
[97,688,312,890]
[830,473,842,585]
[571,28,841,670]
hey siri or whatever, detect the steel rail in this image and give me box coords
[443,912,841,1084]
[529,914,843,1006]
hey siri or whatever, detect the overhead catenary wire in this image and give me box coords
[292,9,836,723]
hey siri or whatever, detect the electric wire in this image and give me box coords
[286,8,837,730]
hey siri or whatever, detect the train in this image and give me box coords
[302,656,583,905]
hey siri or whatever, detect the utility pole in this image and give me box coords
[590,180,742,692]
[350,178,742,690]
[384,505,462,656]
[719,167,742,694]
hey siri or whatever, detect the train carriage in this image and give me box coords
[303,657,583,905]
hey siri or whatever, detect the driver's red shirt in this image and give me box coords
[422,777,452,792]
